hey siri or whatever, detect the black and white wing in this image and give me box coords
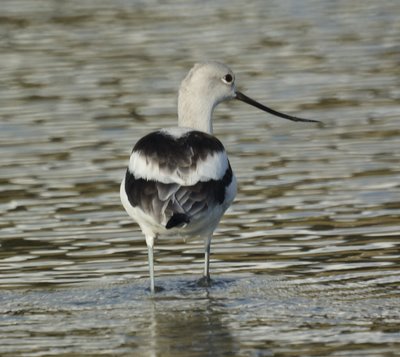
[123,128,234,229]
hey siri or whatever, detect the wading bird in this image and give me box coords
[120,61,319,293]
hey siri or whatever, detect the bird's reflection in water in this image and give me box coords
[142,294,237,357]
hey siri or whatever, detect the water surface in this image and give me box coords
[1,0,399,356]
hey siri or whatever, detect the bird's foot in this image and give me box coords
[197,275,212,288]
[147,285,165,294]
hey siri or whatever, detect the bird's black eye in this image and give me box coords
[222,74,233,84]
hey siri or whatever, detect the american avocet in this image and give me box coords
[120,61,319,293]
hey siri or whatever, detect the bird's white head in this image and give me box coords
[177,61,320,134]
[178,61,236,134]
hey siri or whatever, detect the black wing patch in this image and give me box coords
[132,130,225,172]
[166,213,190,229]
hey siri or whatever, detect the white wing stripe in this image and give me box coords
[128,151,229,185]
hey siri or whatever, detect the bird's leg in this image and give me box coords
[197,236,212,287]
[147,245,155,293]
[146,235,156,293]
[203,236,212,283]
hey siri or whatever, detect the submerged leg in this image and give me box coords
[146,235,156,293]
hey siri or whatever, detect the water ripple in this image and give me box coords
[1,0,400,355]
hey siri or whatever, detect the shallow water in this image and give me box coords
[1,0,400,356]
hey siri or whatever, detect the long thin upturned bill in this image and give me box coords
[235,91,320,123]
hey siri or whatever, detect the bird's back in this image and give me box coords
[120,128,236,238]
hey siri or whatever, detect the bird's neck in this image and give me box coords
[177,89,215,134]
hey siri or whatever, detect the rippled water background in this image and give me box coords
[1,0,400,356]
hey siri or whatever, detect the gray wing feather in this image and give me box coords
[143,182,212,226]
